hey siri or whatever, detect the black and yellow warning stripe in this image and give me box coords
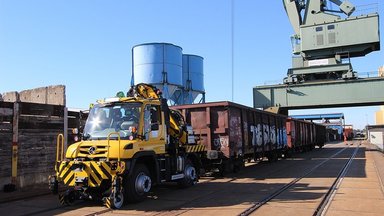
[57,161,119,187]
[59,194,66,205]
[186,144,206,153]
[57,162,75,186]
[105,197,112,209]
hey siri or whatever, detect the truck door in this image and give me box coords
[142,105,166,154]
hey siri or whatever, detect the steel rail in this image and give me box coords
[18,198,112,216]
[314,143,360,216]
[238,147,349,216]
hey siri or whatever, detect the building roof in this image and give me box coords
[290,113,344,120]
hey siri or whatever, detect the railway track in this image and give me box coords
[314,142,360,216]
[239,142,360,216]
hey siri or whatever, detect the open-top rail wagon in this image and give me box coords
[173,101,326,174]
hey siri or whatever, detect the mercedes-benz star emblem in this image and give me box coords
[88,146,96,155]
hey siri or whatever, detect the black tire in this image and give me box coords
[178,159,198,188]
[125,164,152,203]
[59,189,76,206]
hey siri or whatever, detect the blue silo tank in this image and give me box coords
[132,43,183,99]
[182,54,204,102]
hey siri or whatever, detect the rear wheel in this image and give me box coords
[178,159,197,188]
[125,164,152,203]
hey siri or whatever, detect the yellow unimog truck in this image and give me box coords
[49,83,206,209]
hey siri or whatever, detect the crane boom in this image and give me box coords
[282,0,303,36]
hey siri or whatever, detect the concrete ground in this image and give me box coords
[0,183,51,204]
[324,142,384,216]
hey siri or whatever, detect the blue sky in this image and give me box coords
[0,0,382,129]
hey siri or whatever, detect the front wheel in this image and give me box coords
[178,159,197,188]
[125,164,152,203]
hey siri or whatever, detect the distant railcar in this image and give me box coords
[286,117,325,153]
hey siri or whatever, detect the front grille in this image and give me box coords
[78,145,108,157]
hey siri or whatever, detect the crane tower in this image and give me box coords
[282,0,380,83]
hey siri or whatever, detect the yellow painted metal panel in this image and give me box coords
[376,110,384,125]
[11,145,18,181]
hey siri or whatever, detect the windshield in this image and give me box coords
[83,102,141,140]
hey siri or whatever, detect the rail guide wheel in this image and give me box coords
[59,189,76,206]
[105,176,124,209]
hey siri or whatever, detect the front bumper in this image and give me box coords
[56,160,125,187]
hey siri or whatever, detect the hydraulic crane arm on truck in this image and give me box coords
[49,83,206,209]
[128,83,190,145]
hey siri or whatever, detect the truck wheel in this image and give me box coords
[125,164,152,203]
[178,159,197,188]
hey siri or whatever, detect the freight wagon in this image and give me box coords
[286,117,326,154]
[173,101,326,174]
[343,125,354,140]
